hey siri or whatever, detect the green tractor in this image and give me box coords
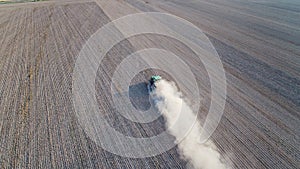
[148,75,162,92]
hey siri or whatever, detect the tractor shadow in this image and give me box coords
[128,82,152,111]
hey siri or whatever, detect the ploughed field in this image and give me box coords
[0,0,299,168]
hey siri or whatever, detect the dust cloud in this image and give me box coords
[151,80,229,169]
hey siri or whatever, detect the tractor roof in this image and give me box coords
[151,75,162,81]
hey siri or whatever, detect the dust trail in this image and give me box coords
[151,79,228,169]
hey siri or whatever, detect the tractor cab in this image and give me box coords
[149,75,162,91]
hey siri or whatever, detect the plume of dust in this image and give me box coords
[151,79,229,169]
